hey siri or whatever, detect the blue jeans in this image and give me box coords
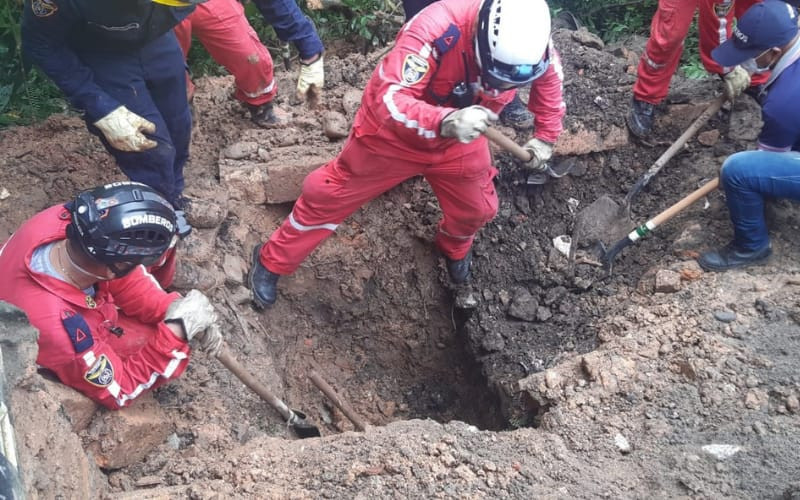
[721,150,800,251]
[81,32,191,207]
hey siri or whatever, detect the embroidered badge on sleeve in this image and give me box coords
[61,309,94,353]
[84,354,114,387]
[402,54,430,85]
[31,0,58,18]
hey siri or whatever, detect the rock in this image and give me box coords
[655,270,681,293]
[222,141,259,160]
[713,310,736,323]
[744,389,767,410]
[672,223,705,251]
[701,444,741,460]
[184,196,228,229]
[323,111,350,140]
[263,156,329,204]
[481,330,505,352]
[172,260,222,292]
[219,160,268,204]
[508,289,538,322]
[614,433,632,454]
[0,187,9,200]
[554,123,628,156]
[40,378,99,432]
[786,395,799,413]
[85,393,171,469]
[223,254,247,285]
[571,27,604,50]
[342,88,363,117]
[536,306,553,322]
[697,129,720,146]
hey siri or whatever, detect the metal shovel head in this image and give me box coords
[288,409,322,438]
[526,158,578,185]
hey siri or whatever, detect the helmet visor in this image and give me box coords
[481,49,550,91]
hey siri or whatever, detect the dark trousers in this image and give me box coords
[81,32,191,207]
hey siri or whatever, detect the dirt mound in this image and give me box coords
[1,26,799,498]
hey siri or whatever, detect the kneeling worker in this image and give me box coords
[0,182,222,409]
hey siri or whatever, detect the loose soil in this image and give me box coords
[0,27,798,499]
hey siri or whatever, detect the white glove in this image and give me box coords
[297,54,325,101]
[723,65,751,100]
[523,138,554,172]
[164,290,218,342]
[194,324,224,358]
[440,105,498,144]
[93,106,157,152]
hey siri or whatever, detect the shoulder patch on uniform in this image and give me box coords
[61,309,94,353]
[31,0,58,18]
[433,24,461,56]
[84,354,114,387]
[402,54,430,85]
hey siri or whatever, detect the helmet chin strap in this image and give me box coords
[64,244,112,281]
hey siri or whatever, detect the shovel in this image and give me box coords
[601,177,719,273]
[216,345,321,438]
[483,127,574,185]
[623,94,726,209]
[572,95,726,258]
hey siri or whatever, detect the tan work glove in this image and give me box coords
[523,138,554,172]
[193,324,224,358]
[722,65,751,100]
[440,105,498,144]
[165,290,218,342]
[93,106,157,152]
[297,54,325,101]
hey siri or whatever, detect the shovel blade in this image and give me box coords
[288,409,322,438]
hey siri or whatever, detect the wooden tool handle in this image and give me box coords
[309,371,367,431]
[651,177,719,227]
[217,347,292,421]
[483,127,533,162]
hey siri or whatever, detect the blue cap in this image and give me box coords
[712,0,799,67]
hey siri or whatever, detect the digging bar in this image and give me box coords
[483,127,574,185]
[623,94,726,210]
[216,345,321,438]
[602,177,719,273]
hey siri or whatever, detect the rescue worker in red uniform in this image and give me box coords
[248,0,565,307]
[628,0,767,138]
[0,182,223,409]
[174,0,325,126]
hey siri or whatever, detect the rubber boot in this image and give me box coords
[626,97,655,138]
[446,251,472,284]
[249,244,280,308]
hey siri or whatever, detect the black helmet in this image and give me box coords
[66,182,177,270]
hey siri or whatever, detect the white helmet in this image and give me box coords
[475,0,552,91]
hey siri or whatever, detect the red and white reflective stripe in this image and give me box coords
[242,80,275,98]
[379,43,439,139]
[288,212,338,232]
[438,228,474,240]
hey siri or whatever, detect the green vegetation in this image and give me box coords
[1,0,710,127]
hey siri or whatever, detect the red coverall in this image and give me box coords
[0,205,191,410]
[259,0,565,274]
[634,0,765,105]
[174,0,276,106]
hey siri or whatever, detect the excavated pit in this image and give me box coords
[1,26,787,498]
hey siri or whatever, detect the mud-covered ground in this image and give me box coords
[0,26,798,499]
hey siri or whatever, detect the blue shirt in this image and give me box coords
[759,57,800,152]
[252,0,324,60]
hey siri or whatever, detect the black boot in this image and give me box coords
[249,244,280,308]
[499,94,533,128]
[626,97,655,138]
[697,242,772,272]
[446,251,472,284]
[248,102,281,128]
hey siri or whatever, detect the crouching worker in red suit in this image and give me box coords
[0,182,223,409]
[248,0,565,307]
